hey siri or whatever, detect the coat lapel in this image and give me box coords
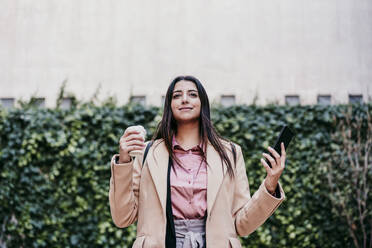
[146,139,226,218]
[146,140,169,218]
[206,141,226,215]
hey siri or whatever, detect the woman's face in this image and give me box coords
[171,80,201,124]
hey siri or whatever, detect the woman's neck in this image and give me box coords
[175,121,200,150]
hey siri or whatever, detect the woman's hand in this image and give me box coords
[118,127,146,164]
[260,142,286,194]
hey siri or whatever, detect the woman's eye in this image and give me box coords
[173,94,181,98]
[190,93,198,97]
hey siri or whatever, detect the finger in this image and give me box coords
[268,146,280,159]
[281,142,286,167]
[119,138,145,150]
[127,145,145,152]
[280,142,286,158]
[124,129,141,137]
[119,140,145,152]
[262,153,276,167]
[120,131,140,143]
[124,134,145,142]
[260,158,271,174]
[120,145,144,155]
[268,146,281,168]
[126,140,146,147]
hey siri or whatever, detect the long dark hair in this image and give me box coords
[151,75,235,178]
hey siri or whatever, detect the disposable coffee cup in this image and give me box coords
[127,125,146,158]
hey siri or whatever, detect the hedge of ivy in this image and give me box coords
[0,102,370,247]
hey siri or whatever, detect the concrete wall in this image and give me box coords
[0,0,371,107]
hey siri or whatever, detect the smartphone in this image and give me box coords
[264,125,295,168]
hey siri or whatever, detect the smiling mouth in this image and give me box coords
[179,107,193,111]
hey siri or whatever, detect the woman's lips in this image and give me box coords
[179,107,193,111]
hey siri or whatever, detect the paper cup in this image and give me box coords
[127,125,146,157]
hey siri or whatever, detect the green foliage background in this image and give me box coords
[0,102,370,247]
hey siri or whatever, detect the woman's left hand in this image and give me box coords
[260,142,286,194]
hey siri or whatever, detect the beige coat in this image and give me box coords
[109,139,285,248]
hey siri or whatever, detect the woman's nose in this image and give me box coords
[182,93,188,102]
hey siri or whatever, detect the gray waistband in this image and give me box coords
[174,219,206,248]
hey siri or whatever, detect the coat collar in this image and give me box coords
[146,139,226,218]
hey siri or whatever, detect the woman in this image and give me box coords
[109,76,286,248]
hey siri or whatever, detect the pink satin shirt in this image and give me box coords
[170,136,208,220]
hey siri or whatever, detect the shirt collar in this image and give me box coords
[172,135,203,151]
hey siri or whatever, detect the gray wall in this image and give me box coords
[0,0,371,107]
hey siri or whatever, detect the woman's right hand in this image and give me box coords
[118,127,146,163]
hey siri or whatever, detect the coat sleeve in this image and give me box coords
[232,144,285,237]
[108,151,143,228]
